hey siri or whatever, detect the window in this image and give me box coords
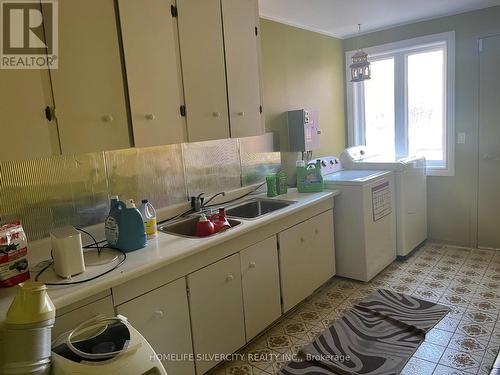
[346,32,455,176]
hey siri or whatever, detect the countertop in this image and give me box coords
[0,189,338,323]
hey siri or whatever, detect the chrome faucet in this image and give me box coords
[202,191,226,208]
[191,191,226,212]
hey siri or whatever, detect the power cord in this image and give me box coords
[34,228,126,286]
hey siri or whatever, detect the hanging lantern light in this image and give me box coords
[350,24,371,82]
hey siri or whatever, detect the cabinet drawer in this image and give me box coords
[116,277,194,375]
[188,253,245,374]
[241,236,281,340]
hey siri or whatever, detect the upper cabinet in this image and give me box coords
[177,0,230,142]
[118,0,187,147]
[222,0,264,138]
[0,69,60,161]
[49,0,131,154]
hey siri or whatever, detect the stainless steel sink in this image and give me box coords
[159,216,241,238]
[225,198,296,219]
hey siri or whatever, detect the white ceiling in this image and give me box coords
[258,0,500,39]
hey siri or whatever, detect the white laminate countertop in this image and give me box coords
[0,189,338,323]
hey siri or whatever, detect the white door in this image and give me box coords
[478,35,500,248]
[221,0,264,138]
[188,254,245,374]
[118,0,187,147]
[116,278,195,375]
[278,211,335,312]
[48,0,130,154]
[0,68,60,161]
[240,236,281,340]
[177,0,230,142]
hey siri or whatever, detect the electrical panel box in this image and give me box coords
[287,109,320,152]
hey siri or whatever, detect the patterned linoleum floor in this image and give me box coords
[208,243,500,375]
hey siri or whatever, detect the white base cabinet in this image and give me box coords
[278,210,336,312]
[188,253,245,374]
[240,236,281,340]
[116,278,195,375]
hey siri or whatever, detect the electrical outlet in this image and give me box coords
[457,132,466,145]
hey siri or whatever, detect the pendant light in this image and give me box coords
[350,24,371,82]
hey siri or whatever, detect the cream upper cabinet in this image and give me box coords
[49,0,131,154]
[0,69,60,161]
[177,0,230,142]
[188,253,245,374]
[221,0,264,138]
[118,0,186,147]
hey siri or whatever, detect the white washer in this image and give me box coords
[315,157,397,282]
[340,146,427,257]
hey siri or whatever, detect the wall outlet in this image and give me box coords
[457,132,466,145]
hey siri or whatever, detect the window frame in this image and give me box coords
[345,31,456,176]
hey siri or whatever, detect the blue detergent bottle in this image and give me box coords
[105,197,146,252]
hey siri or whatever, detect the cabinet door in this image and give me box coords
[309,210,336,288]
[49,0,131,154]
[53,296,115,338]
[116,278,195,375]
[188,254,245,374]
[118,0,186,147]
[177,0,230,142]
[221,0,264,138]
[278,211,336,312]
[0,69,60,161]
[240,236,281,340]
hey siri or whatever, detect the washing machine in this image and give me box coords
[314,156,397,282]
[340,146,427,257]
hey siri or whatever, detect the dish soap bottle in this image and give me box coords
[139,199,157,239]
[105,196,123,248]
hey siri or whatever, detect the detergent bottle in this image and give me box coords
[105,198,146,252]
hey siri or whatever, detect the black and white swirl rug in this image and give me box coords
[280,289,450,375]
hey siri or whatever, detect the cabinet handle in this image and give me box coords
[236,111,245,116]
[226,273,234,282]
[145,113,156,120]
[249,261,256,269]
[300,237,305,243]
[314,228,319,235]
[212,112,221,118]
[153,310,165,319]
[102,114,113,123]
[45,106,54,122]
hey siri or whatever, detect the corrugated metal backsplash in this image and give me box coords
[0,134,280,241]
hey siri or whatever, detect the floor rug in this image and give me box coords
[280,289,450,375]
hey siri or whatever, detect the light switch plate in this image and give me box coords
[457,132,466,145]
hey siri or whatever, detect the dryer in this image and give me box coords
[315,156,396,282]
[340,146,427,257]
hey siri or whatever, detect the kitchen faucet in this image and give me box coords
[191,191,226,212]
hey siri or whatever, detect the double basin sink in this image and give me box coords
[159,198,296,238]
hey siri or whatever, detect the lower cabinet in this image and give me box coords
[278,210,336,312]
[240,236,281,340]
[116,278,195,375]
[188,253,245,374]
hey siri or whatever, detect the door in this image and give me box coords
[187,254,245,374]
[240,236,281,340]
[118,0,186,147]
[116,278,195,375]
[478,35,500,248]
[0,64,60,161]
[278,211,335,312]
[221,0,264,138]
[177,0,230,142]
[48,0,131,154]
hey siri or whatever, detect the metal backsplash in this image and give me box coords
[0,135,280,242]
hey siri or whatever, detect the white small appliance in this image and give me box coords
[50,226,85,278]
[51,315,167,375]
[340,146,427,256]
[315,156,397,282]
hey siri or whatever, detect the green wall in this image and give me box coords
[343,6,500,246]
[260,19,346,157]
